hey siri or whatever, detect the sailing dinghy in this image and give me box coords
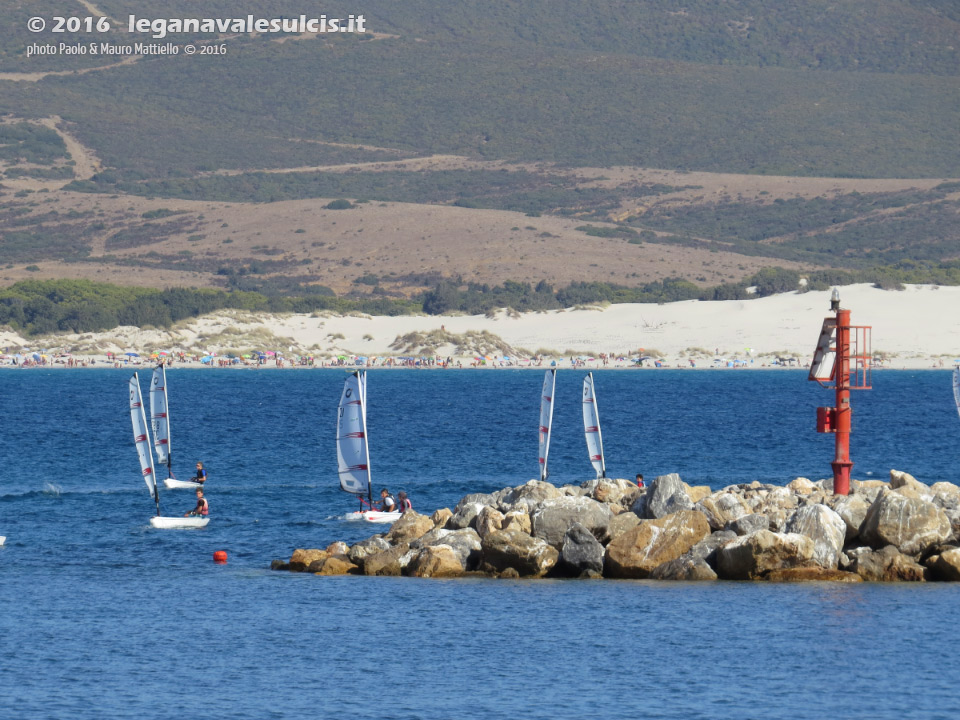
[338,371,401,523]
[538,369,556,481]
[582,372,606,479]
[151,364,203,490]
[130,373,208,529]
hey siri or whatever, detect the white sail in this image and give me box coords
[150,364,171,468]
[129,374,158,508]
[954,367,960,420]
[538,369,556,481]
[582,373,606,479]
[337,371,371,496]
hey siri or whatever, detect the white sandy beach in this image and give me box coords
[1,284,959,369]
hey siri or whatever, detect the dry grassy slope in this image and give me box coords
[0,121,948,293]
[0,190,807,292]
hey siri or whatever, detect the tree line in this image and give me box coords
[5,262,960,337]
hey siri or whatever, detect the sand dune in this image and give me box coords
[2,284,958,370]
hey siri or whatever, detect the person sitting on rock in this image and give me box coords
[636,473,645,488]
[396,491,412,513]
[185,487,209,517]
[379,488,396,513]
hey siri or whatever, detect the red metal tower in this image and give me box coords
[808,289,872,495]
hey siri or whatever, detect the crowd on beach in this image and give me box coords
[0,347,806,370]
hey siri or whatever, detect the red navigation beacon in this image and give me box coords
[808,288,872,496]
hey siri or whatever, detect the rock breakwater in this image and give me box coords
[274,469,960,582]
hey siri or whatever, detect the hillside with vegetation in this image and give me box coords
[0,0,958,328]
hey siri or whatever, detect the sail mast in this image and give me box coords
[360,370,372,507]
[130,373,161,516]
[954,367,960,420]
[582,372,606,479]
[539,369,556,482]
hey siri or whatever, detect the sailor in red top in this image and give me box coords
[636,473,645,488]
[185,487,209,517]
[396,491,412,513]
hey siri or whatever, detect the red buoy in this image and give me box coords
[213,550,228,564]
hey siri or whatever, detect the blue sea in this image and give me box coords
[2,368,959,719]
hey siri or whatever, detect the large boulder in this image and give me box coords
[607,511,641,541]
[475,506,505,538]
[312,555,358,576]
[481,530,559,577]
[850,480,886,503]
[842,545,927,581]
[889,469,933,501]
[499,480,563,513]
[859,489,952,556]
[431,508,453,528]
[688,530,738,567]
[347,536,391,571]
[632,473,693,519]
[750,487,798,531]
[289,548,328,572]
[532,496,613,549]
[501,509,532,534]
[423,528,482,571]
[447,502,485,530]
[410,527,451,549]
[931,547,960,581]
[604,510,710,579]
[785,504,846,569]
[685,484,713,504]
[931,482,960,509]
[727,513,769,536]
[716,530,816,580]
[454,492,498,512]
[787,477,818,495]
[406,545,465,578]
[649,556,717,581]
[363,543,413,576]
[384,511,435,545]
[830,494,871,542]
[696,492,749,531]
[555,522,605,577]
[590,479,636,507]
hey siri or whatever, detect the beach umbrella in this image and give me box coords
[125,352,139,357]
[200,356,213,364]
[32,353,41,361]
[265,351,276,356]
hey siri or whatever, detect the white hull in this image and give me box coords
[150,516,209,529]
[164,478,204,490]
[363,511,402,523]
[0,536,5,546]
[344,510,402,523]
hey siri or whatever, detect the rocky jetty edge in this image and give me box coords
[273,470,960,582]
